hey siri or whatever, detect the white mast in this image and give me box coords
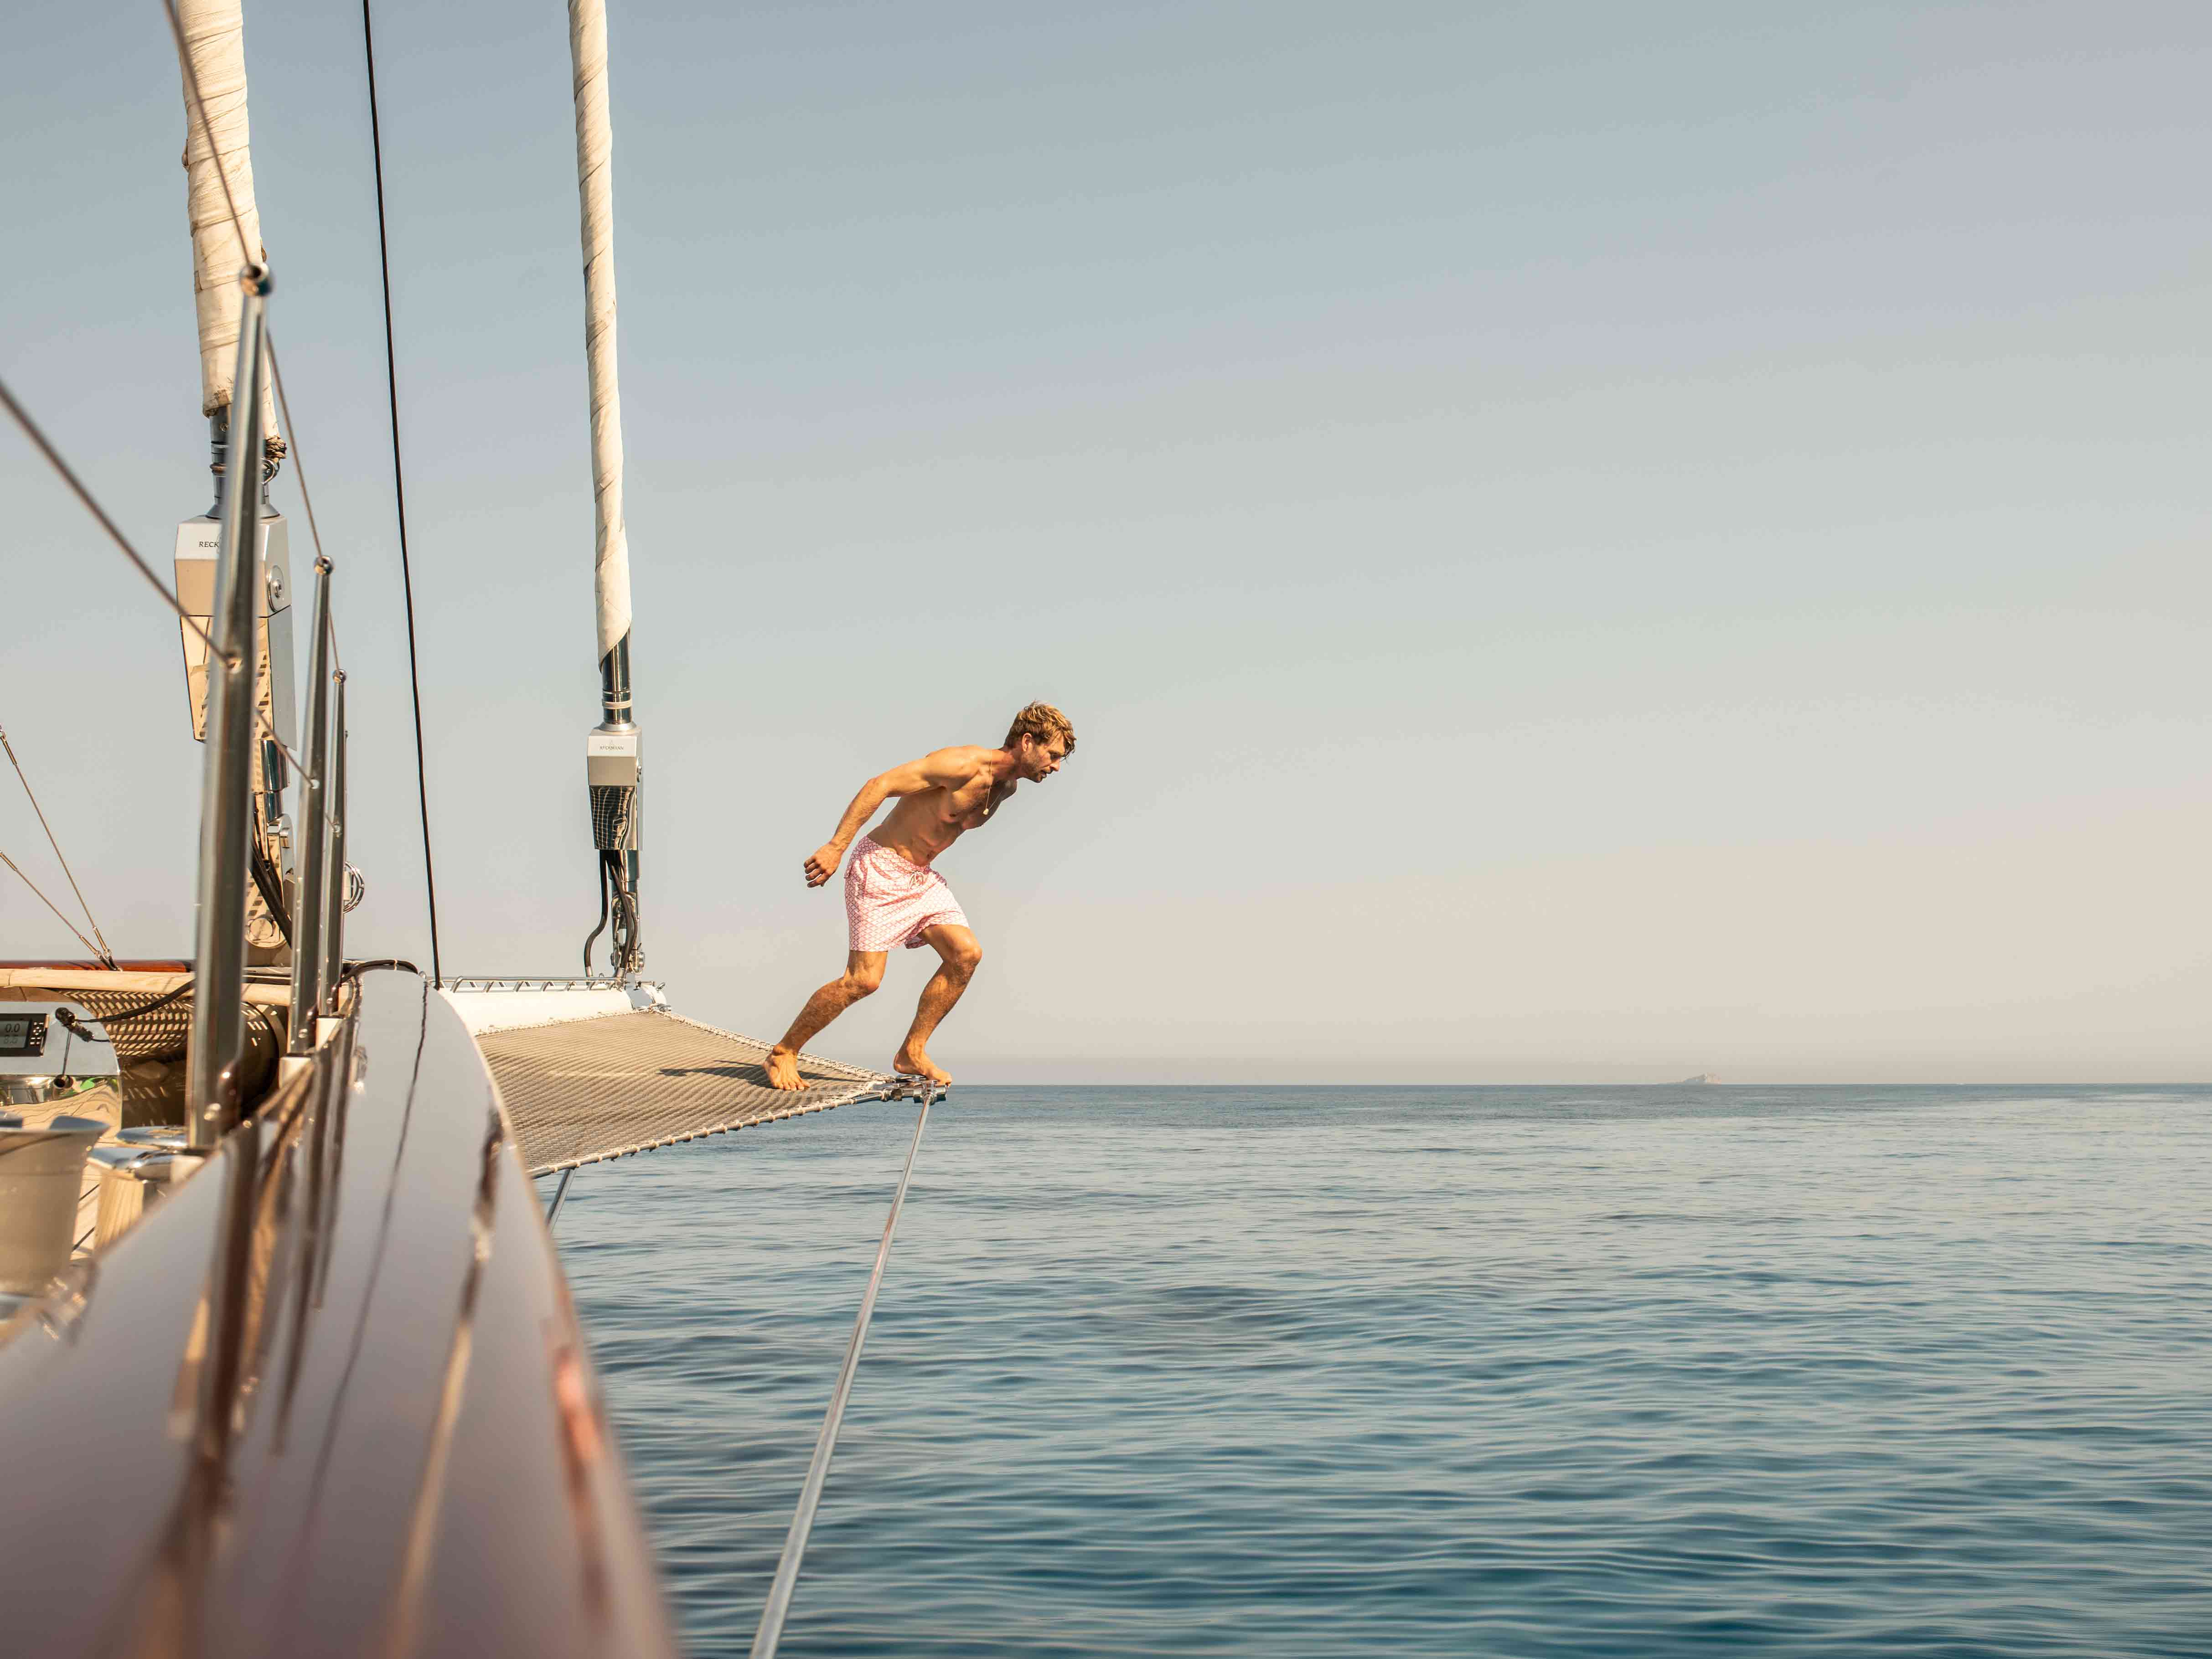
[568,0,643,977]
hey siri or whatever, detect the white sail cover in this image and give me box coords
[177,0,277,441]
[568,0,633,661]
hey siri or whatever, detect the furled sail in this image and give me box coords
[176,0,278,445]
[568,0,631,666]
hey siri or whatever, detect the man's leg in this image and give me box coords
[765,951,886,1091]
[891,924,982,1086]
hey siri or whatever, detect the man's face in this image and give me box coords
[1019,734,1070,781]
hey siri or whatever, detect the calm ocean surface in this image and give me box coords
[552,1086,2211,1657]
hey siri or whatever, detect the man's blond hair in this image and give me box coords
[1005,700,1076,754]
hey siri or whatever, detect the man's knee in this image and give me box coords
[947,938,982,976]
[843,963,884,997]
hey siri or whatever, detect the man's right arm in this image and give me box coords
[802,749,975,887]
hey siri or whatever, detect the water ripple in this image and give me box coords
[558,1085,2212,1657]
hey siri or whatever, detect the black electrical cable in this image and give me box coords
[611,873,639,973]
[360,0,443,990]
[582,853,612,976]
[338,958,419,983]
[83,981,194,1023]
[248,835,293,949]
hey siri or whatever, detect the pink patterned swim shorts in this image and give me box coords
[845,836,969,952]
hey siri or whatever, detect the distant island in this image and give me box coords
[1677,1073,1719,1085]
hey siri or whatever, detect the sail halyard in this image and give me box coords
[568,0,644,978]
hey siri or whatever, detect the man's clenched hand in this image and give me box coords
[803,843,843,888]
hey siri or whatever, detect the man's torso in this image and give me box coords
[868,748,1012,867]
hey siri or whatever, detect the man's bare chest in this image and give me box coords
[930,773,1003,830]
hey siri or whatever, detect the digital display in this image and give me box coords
[0,1019,32,1054]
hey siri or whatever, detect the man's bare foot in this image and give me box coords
[764,1047,805,1091]
[891,1044,952,1086]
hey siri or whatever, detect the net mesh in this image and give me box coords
[476,1009,895,1176]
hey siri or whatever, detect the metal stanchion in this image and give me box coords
[321,672,347,1011]
[287,558,334,1050]
[186,269,269,1145]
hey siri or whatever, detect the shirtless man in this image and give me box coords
[762,702,1076,1091]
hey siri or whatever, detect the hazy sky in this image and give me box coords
[4,2,2208,1081]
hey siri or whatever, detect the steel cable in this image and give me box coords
[0,724,114,965]
[750,1094,935,1659]
[264,332,331,616]
[0,373,307,780]
[0,373,227,663]
[0,848,107,960]
[359,0,444,989]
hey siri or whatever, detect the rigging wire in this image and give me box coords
[0,372,309,780]
[543,1167,575,1229]
[257,717,306,780]
[264,332,333,641]
[0,724,115,965]
[0,374,227,666]
[359,0,444,989]
[263,332,345,680]
[0,848,108,961]
[750,1094,935,1659]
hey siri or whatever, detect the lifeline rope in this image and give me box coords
[0,724,114,965]
[359,0,444,988]
[750,1092,935,1659]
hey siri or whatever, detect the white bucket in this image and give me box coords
[0,1116,108,1297]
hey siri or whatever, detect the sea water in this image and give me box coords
[554,1086,2211,1656]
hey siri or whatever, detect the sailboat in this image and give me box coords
[0,1,927,1649]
